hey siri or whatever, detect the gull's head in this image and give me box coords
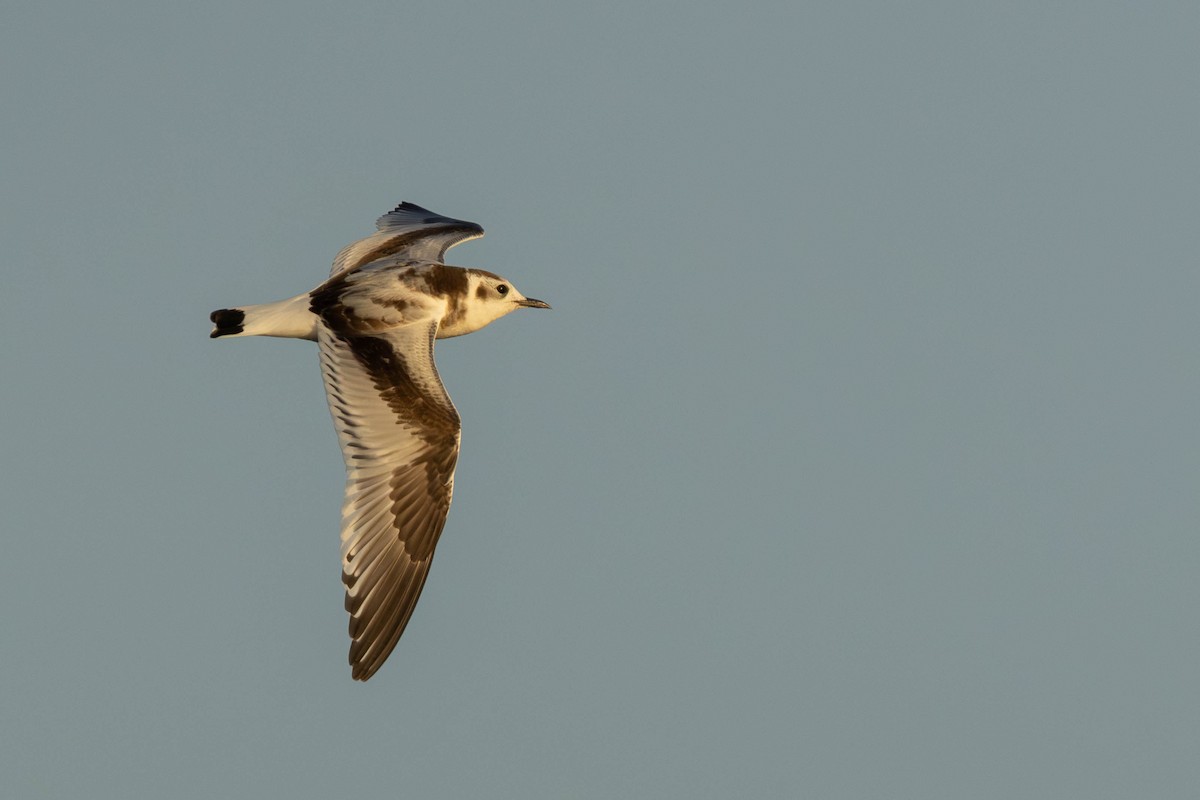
[443,269,550,337]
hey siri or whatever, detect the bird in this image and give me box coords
[209,201,550,680]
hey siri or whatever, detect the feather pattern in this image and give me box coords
[212,200,549,681]
[315,311,460,681]
[329,201,484,277]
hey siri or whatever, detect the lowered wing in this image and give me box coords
[315,311,461,680]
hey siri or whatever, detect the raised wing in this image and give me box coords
[330,202,484,277]
[315,312,461,681]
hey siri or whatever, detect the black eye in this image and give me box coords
[496,284,509,295]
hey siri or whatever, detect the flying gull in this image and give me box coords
[209,201,550,680]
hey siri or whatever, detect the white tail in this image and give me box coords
[209,293,318,340]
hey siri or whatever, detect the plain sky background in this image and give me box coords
[3,1,1198,797]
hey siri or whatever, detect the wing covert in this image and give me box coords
[330,202,484,276]
[315,317,461,681]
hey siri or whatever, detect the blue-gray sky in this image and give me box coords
[4,2,1199,797]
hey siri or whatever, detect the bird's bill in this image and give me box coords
[517,297,552,309]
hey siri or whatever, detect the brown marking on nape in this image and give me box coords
[422,265,470,298]
[441,293,466,329]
